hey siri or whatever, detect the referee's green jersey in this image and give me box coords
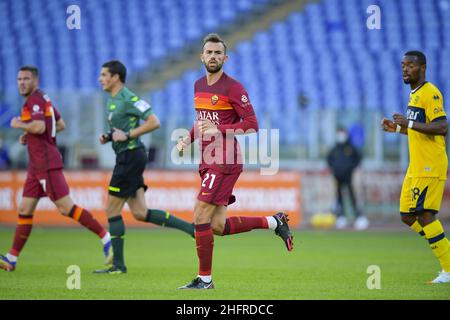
[106,86,153,154]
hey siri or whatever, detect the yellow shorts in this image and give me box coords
[399,176,445,214]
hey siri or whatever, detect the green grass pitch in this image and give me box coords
[0,228,449,299]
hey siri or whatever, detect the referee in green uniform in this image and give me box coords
[95,60,194,274]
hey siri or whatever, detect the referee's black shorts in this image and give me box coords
[108,147,148,198]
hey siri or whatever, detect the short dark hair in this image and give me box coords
[404,50,427,65]
[202,33,227,53]
[20,65,39,78]
[102,60,127,83]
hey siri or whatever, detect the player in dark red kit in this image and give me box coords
[0,66,112,272]
[177,34,294,289]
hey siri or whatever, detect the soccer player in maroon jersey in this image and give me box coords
[177,34,294,289]
[0,66,112,272]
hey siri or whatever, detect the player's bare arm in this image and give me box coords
[56,118,65,133]
[381,117,408,135]
[112,114,160,142]
[10,117,45,135]
[393,112,447,136]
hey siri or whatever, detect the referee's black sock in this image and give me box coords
[146,209,195,238]
[108,215,126,269]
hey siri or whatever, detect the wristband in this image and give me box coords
[395,125,401,133]
[103,131,113,142]
[125,131,132,140]
[408,120,414,129]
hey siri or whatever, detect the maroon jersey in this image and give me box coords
[21,89,64,173]
[194,72,258,174]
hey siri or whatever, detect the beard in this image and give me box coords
[204,61,223,73]
[19,87,32,96]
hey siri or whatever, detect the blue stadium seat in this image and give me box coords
[148,0,449,145]
[1,0,449,138]
[0,0,273,96]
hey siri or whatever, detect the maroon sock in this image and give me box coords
[195,223,214,276]
[223,216,269,235]
[69,205,107,238]
[9,214,34,257]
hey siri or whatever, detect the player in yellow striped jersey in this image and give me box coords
[381,51,450,283]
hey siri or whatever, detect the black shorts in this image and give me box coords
[109,148,148,198]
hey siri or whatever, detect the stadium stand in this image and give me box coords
[0,0,449,154]
[0,0,273,92]
[149,0,450,144]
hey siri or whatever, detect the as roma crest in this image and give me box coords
[211,95,219,105]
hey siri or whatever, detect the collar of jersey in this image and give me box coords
[411,81,428,94]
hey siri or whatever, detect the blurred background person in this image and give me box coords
[326,126,368,230]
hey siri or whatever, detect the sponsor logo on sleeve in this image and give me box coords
[433,107,444,114]
[134,100,151,113]
[32,104,43,114]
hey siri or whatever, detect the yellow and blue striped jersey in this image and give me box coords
[406,81,447,180]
